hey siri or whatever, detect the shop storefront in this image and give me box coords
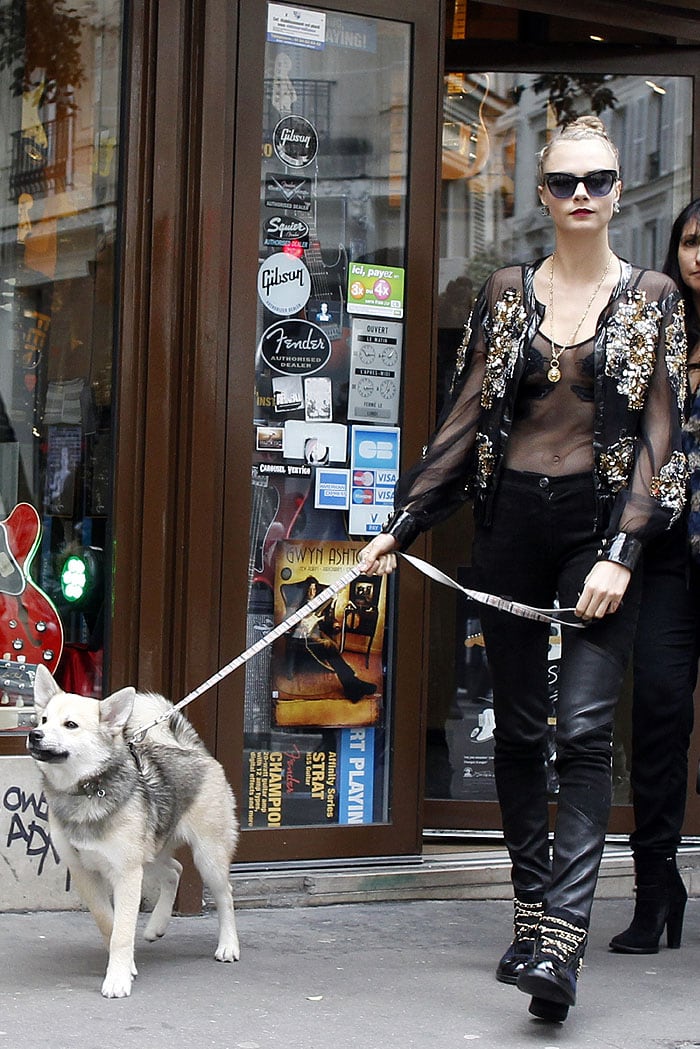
[2,0,700,903]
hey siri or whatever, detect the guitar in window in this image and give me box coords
[0,502,63,673]
[303,228,348,343]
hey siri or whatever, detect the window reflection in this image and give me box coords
[0,0,121,727]
[429,71,693,803]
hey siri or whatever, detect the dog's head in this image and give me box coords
[27,665,137,779]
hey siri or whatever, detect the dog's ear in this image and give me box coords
[100,687,136,735]
[33,664,62,712]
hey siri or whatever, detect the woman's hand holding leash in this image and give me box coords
[360,534,630,625]
[576,560,631,620]
[359,533,399,576]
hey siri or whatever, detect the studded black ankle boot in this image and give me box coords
[495,899,543,984]
[516,912,588,1021]
[609,854,687,954]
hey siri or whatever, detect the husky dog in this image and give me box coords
[27,664,240,998]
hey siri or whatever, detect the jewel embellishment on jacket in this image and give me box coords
[648,450,688,524]
[599,437,635,492]
[481,288,526,408]
[475,432,496,489]
[451,311,473,395]
[664,300,688,412]
[604,289,661,410]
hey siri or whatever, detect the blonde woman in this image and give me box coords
[361,117,687,1022]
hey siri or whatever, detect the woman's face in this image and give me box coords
[539,138,621,235]
[677,218,700,299]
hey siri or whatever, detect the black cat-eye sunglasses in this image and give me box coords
[543,169,619,199]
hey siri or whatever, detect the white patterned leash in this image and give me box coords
[399,552,587,629]
[128,563,367,744]
[128,552,585,747]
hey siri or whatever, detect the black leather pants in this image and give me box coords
[630,521,699,858]
[473,470,642,926]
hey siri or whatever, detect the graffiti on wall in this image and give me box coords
[2,784,70,891]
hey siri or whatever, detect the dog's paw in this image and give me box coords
[101,967,134,998]
[143,918,168,942]
[215,941,240,963]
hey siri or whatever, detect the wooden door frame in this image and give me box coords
[113,0,238,725]
[111,0,239,909]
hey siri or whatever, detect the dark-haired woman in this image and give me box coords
[360,116,687,1023]
[610,199,700,956]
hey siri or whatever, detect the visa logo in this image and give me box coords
[376,470,397,485]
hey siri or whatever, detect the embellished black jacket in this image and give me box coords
[385,259,688,568]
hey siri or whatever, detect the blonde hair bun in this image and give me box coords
[565,115,608,136]
[537,113,620,180]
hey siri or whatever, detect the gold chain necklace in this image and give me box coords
[547,252,613,383]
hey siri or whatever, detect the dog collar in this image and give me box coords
[77,778,106,799]
[75,746,143,799]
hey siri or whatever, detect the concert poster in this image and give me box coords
[270,538,386,728]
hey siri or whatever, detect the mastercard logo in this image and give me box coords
[352,488,374,504]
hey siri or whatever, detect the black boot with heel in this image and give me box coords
[516,912,588,1023]
[609,854,687,954]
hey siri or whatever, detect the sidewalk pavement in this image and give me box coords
[2,897,699,1049]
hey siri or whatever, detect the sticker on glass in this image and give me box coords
[259,319,332,375]
[257,253,311,316]
[265,174,312,211]
[267,5,326,50]
[264,215,311,248]
[272,115,319,168]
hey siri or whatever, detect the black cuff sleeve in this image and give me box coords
[597,532,642,572]
[381,509,421,551]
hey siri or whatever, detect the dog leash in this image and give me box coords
[128,553,584,746]
[399,553,587,629]
[128,563,366,744]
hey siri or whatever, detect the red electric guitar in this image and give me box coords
[0,502,63,674]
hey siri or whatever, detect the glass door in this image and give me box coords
[221,0,443,861]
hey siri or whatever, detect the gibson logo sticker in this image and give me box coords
[259,319,332,375]
[272,115,318,168]
[264,215,310,248]
[257,253,311,316]
[265,174,312,212]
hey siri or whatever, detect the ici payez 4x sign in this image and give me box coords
[348,425,399,536]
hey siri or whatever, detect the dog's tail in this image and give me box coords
[128,693,208,752]
[167,707,208,751]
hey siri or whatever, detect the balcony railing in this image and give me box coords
[10,114,74,202]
